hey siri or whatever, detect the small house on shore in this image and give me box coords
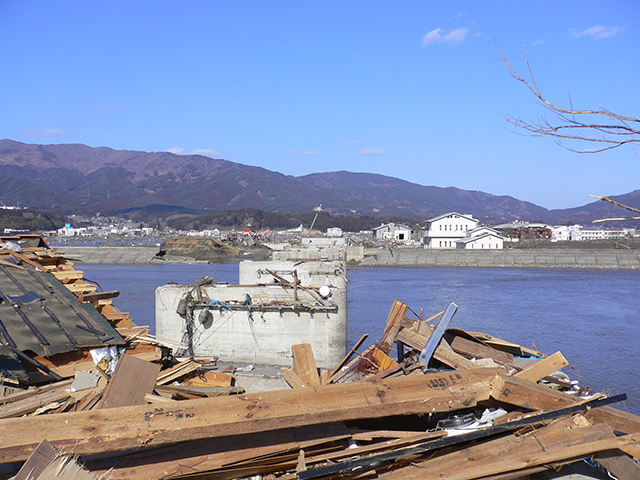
[372,223,413,243]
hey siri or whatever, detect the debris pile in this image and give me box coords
[0,234,639,480]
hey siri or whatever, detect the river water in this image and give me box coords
[79,263,640,415]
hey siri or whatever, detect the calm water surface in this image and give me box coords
[80,263,640,415]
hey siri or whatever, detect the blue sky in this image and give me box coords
[1,1,638,210]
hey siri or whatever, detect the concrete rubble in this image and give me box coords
[0,233,638,480]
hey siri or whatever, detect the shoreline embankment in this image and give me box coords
[58,245,640,269]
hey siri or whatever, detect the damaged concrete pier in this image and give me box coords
[155,260,348,370]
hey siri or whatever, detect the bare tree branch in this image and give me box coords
[496,40,640,153]
[589,195,640,223]
[589,195,640,214]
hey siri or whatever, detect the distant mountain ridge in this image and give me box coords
[1,139,638,225]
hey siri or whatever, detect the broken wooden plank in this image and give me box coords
[183,370,233,388]
[448,332,514,365]
[375,417,615,480]
[282,368,307,388]
[490,374,578,411]
[0,381,74,419]
[292,343,320,387]
[296,394,628,480]
[593,449,640,480]
[464,331,541,358]
[154,384,243,399]
[8,251,45,271]
[325,334,368,384]
[78,290,120,303]
[91,423,352,480]
[155,359,199,386]
[13,439,58,480]
[379,301,409,353]
[585,405,640,434]
[97,354,161,409]
[514,351,569,383]
[0,369,495,463]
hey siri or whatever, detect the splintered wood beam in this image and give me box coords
[0,369,496,463]
[8,251,44,270]
[490,374,577,411]
[379,301,409,353]
[375,418,616,480]
[585,406,640,435]
[0,258,26,270]
[325,334,368,383]
[514,351,569,383]
[449,334,514,365]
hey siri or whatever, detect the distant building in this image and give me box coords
[493,222,552,241]
[423,213,478,249]
[326,227,343,237]
[456,232,504,250]
[372,223,413,243]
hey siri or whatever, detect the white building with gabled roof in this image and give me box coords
[372,223,413,243]
[423,212,479,249]
[456,232,504,249]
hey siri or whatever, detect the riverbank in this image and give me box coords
[57,244,640,269]
[359,247,640,269]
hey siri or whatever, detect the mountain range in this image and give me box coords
[1,139,638,226]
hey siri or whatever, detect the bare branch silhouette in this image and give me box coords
[496,40,640,153]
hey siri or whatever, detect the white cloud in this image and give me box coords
[570,25,622,40]
[422,27,468,46]
[192,149,220,157]
[531,38,545,46]
[21,129,67,137]
[285,150,322,155]
[358,148,386,156]
[167,147,220,157]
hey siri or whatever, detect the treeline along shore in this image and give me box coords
[58,244,640,269]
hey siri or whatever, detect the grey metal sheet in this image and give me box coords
[0,266,123,358]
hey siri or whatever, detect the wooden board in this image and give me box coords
[0,381,74,419]
[514,351,568,382]
[594,450,640,480]
[183,370,233,388]
[282,368,307,388]
[448,333,514,365]
[13,439,58,480]
[0,369,498,462]
[490,374,578,411]
[156,359,199,385]
[292,343,320,387]
[97,355,161,409]
[91,422,352,480]
[379,301,408,352]
[376,416,616,480]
